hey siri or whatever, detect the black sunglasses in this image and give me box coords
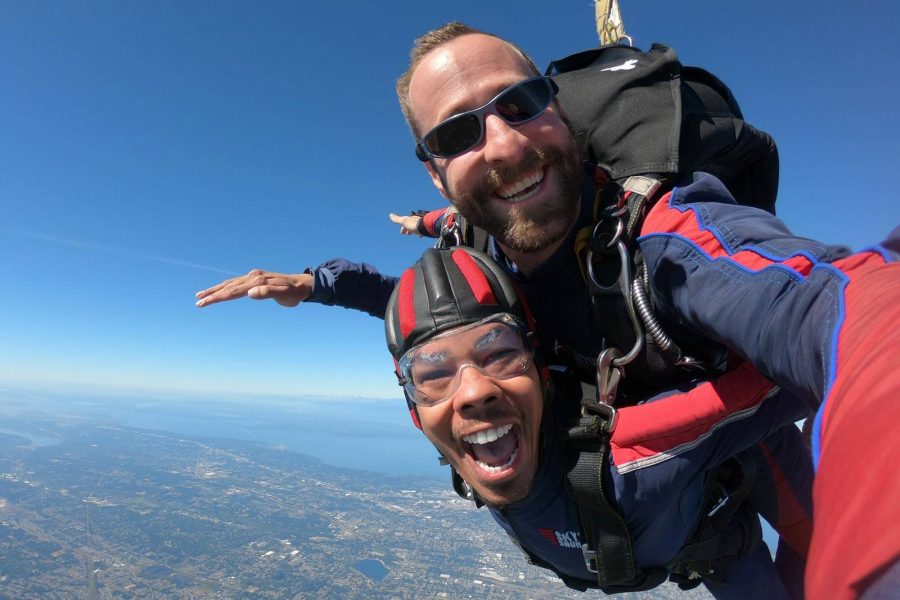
[415,76,559,162]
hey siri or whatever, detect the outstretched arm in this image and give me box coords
[638,173,899,405]
[195,270,312,308]
[195,259,399,319]
[388,208,449,239]
[389,213,424,236]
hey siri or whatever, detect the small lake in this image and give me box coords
[353,559,389,581]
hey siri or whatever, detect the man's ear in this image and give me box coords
[425,161,450,199]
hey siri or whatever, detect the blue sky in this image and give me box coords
[2,1,898,401]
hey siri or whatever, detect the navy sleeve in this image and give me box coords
[636,172,889,403]
[304,258,399,319]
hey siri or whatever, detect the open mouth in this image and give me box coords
[462,424,520,474]
[495,169,545,203]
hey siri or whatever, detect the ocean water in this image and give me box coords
[0,387,447,480]
[0,385,779,556]
[0,426,60,446]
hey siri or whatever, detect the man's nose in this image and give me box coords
[451,365,501,415]
[481,113,528,164]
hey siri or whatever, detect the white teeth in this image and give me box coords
[497,171,544,201]
[476,448,518,473]
[463,424,512,445]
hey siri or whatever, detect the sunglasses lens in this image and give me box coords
[423,113,482,158]
[495,78,553,123]
[419,78,555,159]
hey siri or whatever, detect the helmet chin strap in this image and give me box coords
[449,463,486,508]
[406,398,423,430]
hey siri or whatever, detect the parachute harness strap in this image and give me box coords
[585,177,655,408]
[586,175,704,406]
[564,365,668,592]
[572,179,651,588]
[586,202,643,371]
[595,0,632,47]
[564,388,635,587]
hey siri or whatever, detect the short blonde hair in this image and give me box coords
[396,22,540,138]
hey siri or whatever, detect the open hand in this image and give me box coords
[195,269,313,308]
[389,213,423,236]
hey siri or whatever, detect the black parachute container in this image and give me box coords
[546,44,779,214]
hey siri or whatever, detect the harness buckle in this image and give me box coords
[622,175,662,199]
[582,544,599,574]
[586,401,618,433]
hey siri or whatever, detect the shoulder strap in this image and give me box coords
[563,397,667,591]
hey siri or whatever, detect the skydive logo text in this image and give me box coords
[537,528,582,549]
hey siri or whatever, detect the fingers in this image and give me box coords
[388,212,422,236]
[195,273,246,299]
[388,212,404,225]
[195,269,287,307]
[196,270,312,308]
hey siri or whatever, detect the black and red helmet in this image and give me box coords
[385,247,532,362]
[385,247,541,431]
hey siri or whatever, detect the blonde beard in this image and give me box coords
[448,150,583,253]
[501,205,570,253]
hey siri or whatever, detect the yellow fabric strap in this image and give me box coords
[595,0,627,46]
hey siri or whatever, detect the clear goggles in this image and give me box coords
[415,76,559,161]
[398,313,534,407]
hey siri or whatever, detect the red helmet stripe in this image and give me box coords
[398,268,417,338]
[408,407,423,430]
[451,249,497,305]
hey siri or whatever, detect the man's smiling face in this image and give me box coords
[408,33,582,255]
[411,320,544,507]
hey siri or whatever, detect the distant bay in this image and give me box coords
[0,427,60,447]
[0,387,447,481]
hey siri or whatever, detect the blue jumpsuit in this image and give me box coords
[304,170,900,595]
[494,363,808,598]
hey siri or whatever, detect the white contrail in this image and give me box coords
[0,226,238,276]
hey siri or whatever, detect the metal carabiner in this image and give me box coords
[596,347,623,407]
[437,220,463,249]
[586,221,625,292]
